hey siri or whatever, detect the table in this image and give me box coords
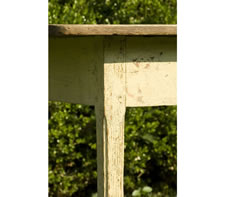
[49,24,177,197]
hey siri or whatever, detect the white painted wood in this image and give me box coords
[49,36,176,107]
[95,36,126,197]
[49,37,103,105]
[125,36,177,106]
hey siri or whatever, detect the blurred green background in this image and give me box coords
[49,0,177,196]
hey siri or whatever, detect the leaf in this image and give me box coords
[132,188,141,196]
[92,193,97,197]
[142,186,153,193]
[142,134,156,144]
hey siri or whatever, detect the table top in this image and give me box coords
[49,24,177,36]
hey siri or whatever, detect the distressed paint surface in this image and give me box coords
[125,36,177,106]
[95,37,126,197]
[49,36,176,107]
[49,37,102,105]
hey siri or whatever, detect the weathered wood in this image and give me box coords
[49,36,176,107]
[49,24,177,36]
[95,36,126,197]
[49,37,102,105]
[125,36,177,106]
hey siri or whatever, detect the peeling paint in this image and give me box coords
[145,64,150,68]
[137,96,143,103]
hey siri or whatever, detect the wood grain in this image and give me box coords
[95,36,126,197]
[49,24,177,36]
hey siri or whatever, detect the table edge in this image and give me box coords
[49,24,177,36]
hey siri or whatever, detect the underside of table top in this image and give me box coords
[49,24,177,36]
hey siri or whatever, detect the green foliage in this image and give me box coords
[49,103,176,197]
[49,102,97,196]
[49,0,176,24]
[49,0,177,196]
[132,186,153,196]
[124,107,177,197]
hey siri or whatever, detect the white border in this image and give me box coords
[1,0,225,196]
[178,0,225,196]
[0,0,48,196]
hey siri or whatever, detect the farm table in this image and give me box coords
[49,24,177,197]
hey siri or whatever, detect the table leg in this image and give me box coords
[95,36,126,197]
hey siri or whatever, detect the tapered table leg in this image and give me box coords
[95,36,126,197]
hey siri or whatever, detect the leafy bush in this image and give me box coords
[49,0,176,24]
[49,103,97,196]
[49,103,176,197]
[124,107,177,197]
[49,0,177,196]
